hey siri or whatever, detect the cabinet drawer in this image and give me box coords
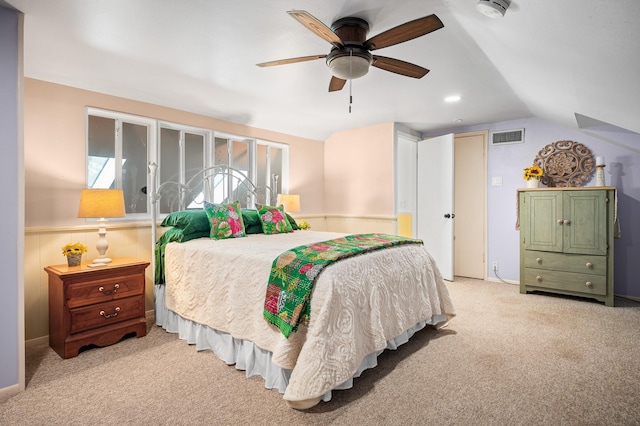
[524,268,607,296]
[69,296,144,334]
[524,251,606,276]
[66,274,144,308]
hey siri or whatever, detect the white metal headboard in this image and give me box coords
[149,163,275,270]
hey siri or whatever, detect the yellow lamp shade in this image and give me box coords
[77,189,126,218]
[276,194,300,213]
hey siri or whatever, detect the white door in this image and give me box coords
[417,134,454,281]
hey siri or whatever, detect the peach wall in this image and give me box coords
[324,122,395,216]
[23,78,326,341]
[24,78,325,227]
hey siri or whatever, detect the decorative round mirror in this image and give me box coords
[533,140,594,187]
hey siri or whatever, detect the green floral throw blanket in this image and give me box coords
[263,233,423,338]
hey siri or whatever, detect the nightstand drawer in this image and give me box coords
[524,268,607,296]
[524,251,606,276]
[66,274,144,309]
[70,296,144,334]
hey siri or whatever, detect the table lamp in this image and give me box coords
[276,194,300,213]
[77,189,126,265]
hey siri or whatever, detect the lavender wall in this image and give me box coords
[0,5,20,391]
[425,117,640,299]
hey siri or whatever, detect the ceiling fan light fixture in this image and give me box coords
[476,0,509,18]
[327,51,372,80]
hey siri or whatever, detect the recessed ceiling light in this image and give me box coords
[453,118,463,123]
[445,95,461,103]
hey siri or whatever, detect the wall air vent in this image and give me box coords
[491,128,524,145]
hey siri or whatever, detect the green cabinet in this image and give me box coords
[519,188,615,306]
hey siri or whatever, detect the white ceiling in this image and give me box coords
[7,0,640,141]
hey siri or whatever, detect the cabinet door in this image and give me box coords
[563,190,607,255]
[522,191,563,252]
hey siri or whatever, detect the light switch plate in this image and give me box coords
[491,176,503,186]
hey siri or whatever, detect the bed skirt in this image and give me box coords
[154,284,446,404]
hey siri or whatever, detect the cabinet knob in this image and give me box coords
[536,275,542,282]
[536,258,542,264]
[557,219,563,225]
[585,282,593,288]
[563,219,571,225]
[586,262,593,269]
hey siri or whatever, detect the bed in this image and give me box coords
[150,164,455,409]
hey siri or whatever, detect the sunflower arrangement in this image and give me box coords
[523,165,544,181]
[61,242,88,257]
[297,219,311,230]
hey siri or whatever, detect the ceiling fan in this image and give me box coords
[257,10,444,92]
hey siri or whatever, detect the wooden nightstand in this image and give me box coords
[45,257,150,358]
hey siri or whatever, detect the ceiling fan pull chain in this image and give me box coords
[349,49,353,113]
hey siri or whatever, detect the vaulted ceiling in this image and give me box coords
[8,0,640,140]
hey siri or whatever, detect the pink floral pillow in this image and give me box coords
[203,201,246,240]
[258,204,293,235]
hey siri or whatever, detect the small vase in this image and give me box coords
[67,253,82,267]
[526,178,540,188]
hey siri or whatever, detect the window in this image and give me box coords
[86,108,156,217]
[158,122,209,213]
[257,141,287,204]
[86,108,289,218]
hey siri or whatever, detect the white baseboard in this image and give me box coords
[617,295,640,303]
[25,335,48,348]
[486,276,519,285]
[0,383,21,402]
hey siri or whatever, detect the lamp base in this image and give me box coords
[88,256,112,268]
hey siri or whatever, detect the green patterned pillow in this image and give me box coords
[258,204,293,235]
[203,201,246,240]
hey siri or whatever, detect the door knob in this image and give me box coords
[444,213,455,219]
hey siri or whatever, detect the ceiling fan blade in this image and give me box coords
[257,55,326,67]
[372,56,429,79]
[365,14,444,51]
[288,10,343,46]
[328,76,346,92]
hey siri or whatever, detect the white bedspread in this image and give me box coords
[164,231,455,404]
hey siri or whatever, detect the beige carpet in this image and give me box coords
[2,278,639,425]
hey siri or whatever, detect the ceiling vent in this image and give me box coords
[491,128,524,145]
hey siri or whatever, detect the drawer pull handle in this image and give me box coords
[536,257,542,264]
[98,284,120,295]
[586,262,593,269]
[100,307,121,319]
[585,282,593,288]
[536,275,542,282]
